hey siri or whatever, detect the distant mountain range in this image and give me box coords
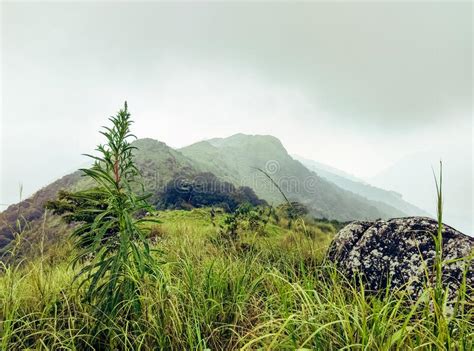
[0,134,434,250]
[293,155,429,218]
[292,156,366,184]
[368,148,472,235]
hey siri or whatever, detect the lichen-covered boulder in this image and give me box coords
[326,217,473,303]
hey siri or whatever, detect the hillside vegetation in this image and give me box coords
[0,133,421,253]
[1,208,472,350]
[180,134,408,220]
[0,105,472,350]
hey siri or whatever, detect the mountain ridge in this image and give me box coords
[180,134,410,221]
[0,133,433,251]
[294,154,429,217]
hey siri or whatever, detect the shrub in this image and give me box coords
[63,102,159,323]
[158,172,266,212]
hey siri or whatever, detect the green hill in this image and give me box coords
[180,134,406,221]
[0,139,201,252]
[0,134,415,253]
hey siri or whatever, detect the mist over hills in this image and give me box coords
[294,155,429,218]
[369,148,472,235]
[293,156,365,184]
[1,133,439,250]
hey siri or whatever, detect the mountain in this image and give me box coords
[180,133,407,221]
[1,134,432,253]
[293,156,365,184]
[294,155,429,218]
[0,139,201,252]
[130,138,198,201]
[0,171,82,249]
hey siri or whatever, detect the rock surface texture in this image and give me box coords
[327,217,473,303]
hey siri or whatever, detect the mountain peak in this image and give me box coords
[132,138,170,150]
[205,133,287,155]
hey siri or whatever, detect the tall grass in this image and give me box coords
[0,208,472,350]
[1,124,472,349]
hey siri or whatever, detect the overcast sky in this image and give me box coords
[1,2,472,223]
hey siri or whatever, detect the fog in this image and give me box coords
[1,1,472,232]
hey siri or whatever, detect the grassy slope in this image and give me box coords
[0,171,83,250]
[1,209,472,350]
[131,138,198,194]
[0,135,413,252]
[0,138,200,253]
[180,134,406,221]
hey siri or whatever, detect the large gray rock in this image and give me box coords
[326,217,473,303]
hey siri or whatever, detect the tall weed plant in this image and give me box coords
[70,102,158,322]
